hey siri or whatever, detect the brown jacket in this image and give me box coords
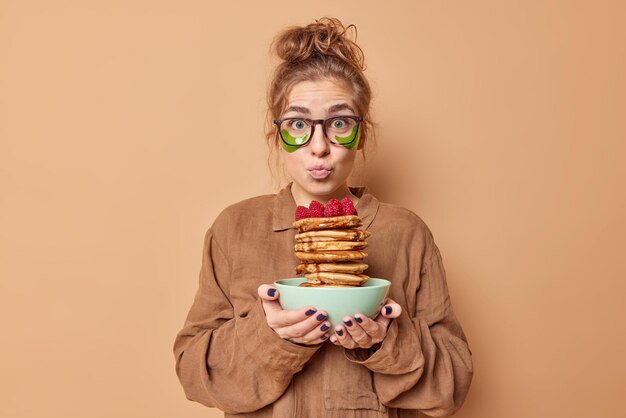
[173,184,473,417]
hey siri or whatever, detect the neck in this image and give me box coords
[290,183,358,207]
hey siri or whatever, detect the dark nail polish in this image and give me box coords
[344,319,353,327]
[385,306,392,315]
[316,313,327,321]
[321,334,328,340]
[337,329,344,336]
[305,309,316,316]
[355,316,363,323]
[267,288,276,297]
[321,324,329,331]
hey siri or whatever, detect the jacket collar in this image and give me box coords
[272,183,379,232]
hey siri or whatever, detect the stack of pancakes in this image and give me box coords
[293,215,371,287]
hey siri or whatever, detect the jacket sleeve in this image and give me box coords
[173,227,320,414]
[344,227,473,417]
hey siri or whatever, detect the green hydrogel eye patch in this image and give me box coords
[280,130,309,153]
[334,125,360,150]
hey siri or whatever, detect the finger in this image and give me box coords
[257,284,279,301]
[275,310,327,337]
[257,284,286,317]
[374,312,392,331]
[329,326,342,345]
[380,299,402,319]
[343,316,372,348]
[287,320,331,345]
[260,298,285,317]
[354,313,383,339]
[269,307,320,329]
[331,324,355,348]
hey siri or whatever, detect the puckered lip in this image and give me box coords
[307,164,333,171]
[307,165,333,180]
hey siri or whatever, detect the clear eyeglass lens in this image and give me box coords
[281,119,311,140]
[325,117,357,141]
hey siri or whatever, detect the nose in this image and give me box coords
[308,122,330,157]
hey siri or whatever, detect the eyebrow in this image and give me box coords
[328,103,356,114]
[284,103,357,115]
[284,105,310,114]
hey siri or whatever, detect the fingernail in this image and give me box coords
[385,306,392,315]
[267,288,276,297]
[316,313,327,321]
[337,329,344,336]
[321,324,329,331]
[305,309,316,316]
[344,319,353,327]
[355,316,363,323]
[321,334,328,340]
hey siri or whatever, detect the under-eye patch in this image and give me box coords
[280,130,309,153]
[333,125,361,150]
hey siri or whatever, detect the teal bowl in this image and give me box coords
[273,278,391,330]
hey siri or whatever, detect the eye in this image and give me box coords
[290,119,307,130]
[331,119,346,129]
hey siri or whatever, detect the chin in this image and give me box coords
[303,179,344,199]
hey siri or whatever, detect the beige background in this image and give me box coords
[1,1,625,417]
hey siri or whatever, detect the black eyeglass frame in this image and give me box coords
[273,115,364,147]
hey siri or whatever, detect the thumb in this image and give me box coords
[258,284,279,301]
[257,284,284,316]
[380,298,402,319]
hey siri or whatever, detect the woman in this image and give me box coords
[174,17,473,418]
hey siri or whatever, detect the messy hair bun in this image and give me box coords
[274,17,366,71]
[266,17,375,156]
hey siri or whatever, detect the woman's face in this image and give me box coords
[279,79,360,205]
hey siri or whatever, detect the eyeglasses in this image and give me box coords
[273,115,363,151]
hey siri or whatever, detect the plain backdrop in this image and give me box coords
[1,1,625,417]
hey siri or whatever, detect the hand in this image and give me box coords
[257,284,331,345]
[329,298,402,349]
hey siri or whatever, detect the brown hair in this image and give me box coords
[265,17,376,156]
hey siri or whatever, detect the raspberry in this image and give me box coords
[308,200,325,218]
[341,197,357,215]
[324,199,343,217]
[295,206,310,220]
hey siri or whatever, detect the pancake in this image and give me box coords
[304,272,369,286]
[294,250,367,263]
[295,262,368,274]
[298,282,355,288]
[293,215,362,232]
[294,241,368,252]
[295,229,371,242]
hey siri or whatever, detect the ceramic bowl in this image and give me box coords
[273,277,391,329]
